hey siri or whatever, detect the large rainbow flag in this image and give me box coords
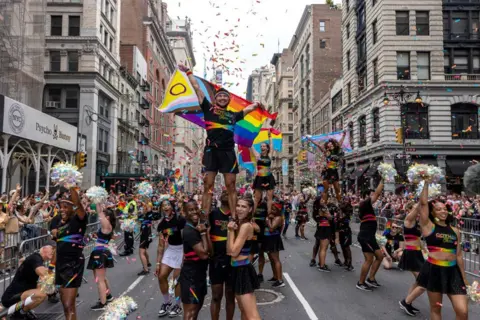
[159,69,277,147]
[237,145,256,174]
[302,131,352,152]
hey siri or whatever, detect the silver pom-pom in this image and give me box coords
[464,163,480,194]
[86,186,108,204]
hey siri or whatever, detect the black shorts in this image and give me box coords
[252,175,276,190]
[179,272,207,305]
[1,292,22,308]
[339,229,352,247]
[357,231,380,253]
[139,227,152,249]
[323,168,339,183]
[315,227,332,240]
[55,255,85,288]
[209,257,232,286]
[202,148,239,174]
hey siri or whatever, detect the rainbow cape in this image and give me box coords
[159,69,277,147]
[302,131,352,152]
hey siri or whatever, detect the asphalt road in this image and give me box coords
[33,223,480,320]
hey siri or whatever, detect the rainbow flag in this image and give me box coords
[237,145,256,174]
[159,69,277,147]
[253,128,282,153]
[302,131,352,152]
[170,183,178,195]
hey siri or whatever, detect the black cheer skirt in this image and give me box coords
[230,263,260,295]
[87,249,114,270]
[416,261,466,295]
[315,227,332,240]
[263,235,284,253]
[253,175,276,190]
[55,255,85,288]
[398,250,425,272]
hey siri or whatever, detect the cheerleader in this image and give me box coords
[137,202,155,276]
[251,130,276,215]
[55,188,87,320]
[155,200,186,317]
[295,195,309,240]
[399,201,426,316]
[227,197,261,320]
[263,200,285,287]
[406,182,468,319]
[179,200,209,320]
[311,198,332,272]
[338,198,354,271]
[87,206,116,310]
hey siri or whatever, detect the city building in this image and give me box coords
[271,49,295,188]
[120,0,177,178]
[289,4,343,189]
[43,0,122,187]
[246,65,275,102]
[166,17,203,192]
[338,0,480,194]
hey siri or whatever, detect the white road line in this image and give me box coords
[283,272,318,320]
[120,275,145,297]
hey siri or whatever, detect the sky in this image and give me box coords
[164,0,342,97]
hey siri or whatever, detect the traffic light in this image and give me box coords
[395,128,404,144]
[76,152,87,169]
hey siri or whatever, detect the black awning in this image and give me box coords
[395,159,409,175]
[345,167,355,180]
[446,159,474,176]
[410,157,438,166]
[351,163,371,179]
[365,161,382,177]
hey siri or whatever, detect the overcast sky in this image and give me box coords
[164,0,341,97]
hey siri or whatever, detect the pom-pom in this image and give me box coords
[136,182,153,197]
[38,272,56,294]
[376,234,387,247]
[377,163,397,183]
[467,281,480,304]
[416,181,442,198]
[159,194,170,201]
[86,186,108,204]
[99,296,138,320]
[50,162,83,188]
[107,242,118,256]
[464,163,480,194]
[120,219,137,232]
[407,164,444,184]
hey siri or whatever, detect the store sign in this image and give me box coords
[1,95,78,152]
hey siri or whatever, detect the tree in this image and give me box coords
[326,0,340,9]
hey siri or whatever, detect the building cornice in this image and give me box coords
[289,5,311,51]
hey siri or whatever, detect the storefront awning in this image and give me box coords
[446,159,474,176]
[350,163,370,179]
[395,159,409,175]
[365,160,382,177]
[410,157,438,166]
[345,167,355,180]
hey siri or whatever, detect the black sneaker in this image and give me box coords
[334,260,344,267]
[91,301,107,311]
[168,304,182,317]
[411,304,420,314]
[365,279,381,288]
[399,299,416,317]
[48,294,59,303]
[252,254,259,266]
[356,282,373,292]
[257,274,264,282]
[267,277,277,282]
[295,235,301,239]
[137,269,149,276]
[24,311,38,320]
[119,251,131,257]
[10,311,24,319]
[318,265,331,272]
[309,259,317,267]
[272,280,286,288]
[301,237,308,240]
[106,294,114,302]
[158,302,172,317]
[345,265,355,272]
[147,262,152,268]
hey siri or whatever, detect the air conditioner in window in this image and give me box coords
[45,101,60,109]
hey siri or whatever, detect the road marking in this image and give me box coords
[120,275,145,297]
[283,272,318,320]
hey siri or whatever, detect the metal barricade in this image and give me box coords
[459,218,480,234]
[0,245,20,297]
[459,231,480,278]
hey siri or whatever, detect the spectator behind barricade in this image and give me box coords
[17,192,49,241]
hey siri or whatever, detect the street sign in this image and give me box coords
[396,154,411,159]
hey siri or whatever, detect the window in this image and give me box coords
[373,59,379,85]
[346,0,349,12]
[109,37,113,52]
[451,12,468,39]
[346,23,350,39]
[347,82,351,105]
[451,103,479,139]
[444,49,451,73]
[100,25,103,41]
[474,50,480,73]
[51,16,62,36]
[65,89,79,108]
[305,44,310,71]
[357,6,366,31]
[67,51,78,71]
[472,12,479,40]
[372,108,380,142]
[417,52,430,80]
[453,49,468,73]
[98,129,104,152]
[289,146,293,155]
[397,52,410,80]
[416,11,429,36]
[48,88,61,104]
[104,31,108,46]
[348,122,354,149]
[33,15,44,34]
[288,124,293,131]
[320,21,326,32]
[403,103,429,139]
[372,20,378,44]
[332,91,342,114]
[358,116,367,147]
[320,40,326,48]
[357,36,367,63]
[105,1,109,17]
[50,51,61,71]
[288,113,293,121]
[288,80,293,87]
[135,110,140,121]
[358,67,367,93]
[288,135,293,143]
[396,11,409,35]
[347,51,351,70]
[110,7,114,22]
[68,16,80,36]
[333,116,343,132]
[372,0,376,6]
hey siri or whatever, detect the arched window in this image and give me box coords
[155,69,160,100]
[451,103,479,139]
[358,115,367,147]
[402,103,429,139]
[372,108,380,143]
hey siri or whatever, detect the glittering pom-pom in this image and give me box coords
[99,296,138,320]
[160,194,170,201]
[377,163,397,183]
[376,234,387,247]
[38,272,56,294]
[108,242,118,256]
[407,164,444,184]
[50,162,83,188]
[416,181,442,199]
[464,163,480,194]
[467,281,480,304]
[136,182,153,197]
[86,186,108,204]
[120,219,137,233]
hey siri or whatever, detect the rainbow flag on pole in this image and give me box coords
[253,128,282,153]
[158,69,277,147]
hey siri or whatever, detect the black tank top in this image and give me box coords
[256,156,272,177]
[424,224,457,252]
[239,239,254,256]
[403,224,421,241]
[96,229,113,245]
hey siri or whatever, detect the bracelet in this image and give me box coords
[200,232,206,236]
[156,262,161,265]
[186,70,193,76]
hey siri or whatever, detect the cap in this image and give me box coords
[215,87,231,98]
[45,239,57,248]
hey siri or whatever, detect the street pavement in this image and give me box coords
[35,223,480,320]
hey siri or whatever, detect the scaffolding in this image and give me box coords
[0,0,46,110]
